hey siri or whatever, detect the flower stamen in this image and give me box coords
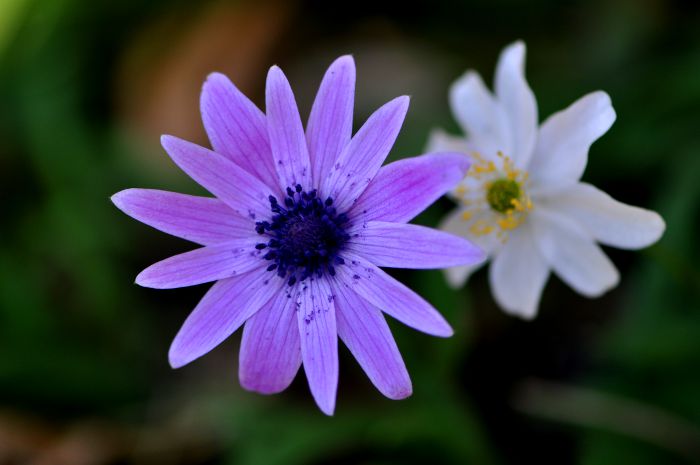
[255,186,349,285]
[454,151,533,241]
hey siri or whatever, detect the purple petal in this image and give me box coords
[306,55,356,186]
[349,152,470,223]
[266,66,312,190]
[239,289,301,394]
[111,189,249,245]
[321,96,409,211]
[332,281,411,400]
[161,135,272,219]
[168,270,283,368]
[136,239,263,289]
[347,221,485,269]
[295,278,338,415]
[336,253,453,337]
[200,73,281,195]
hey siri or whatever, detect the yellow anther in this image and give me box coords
[470,223,495,236]
[497,216,519,230]
[458,150,533,239]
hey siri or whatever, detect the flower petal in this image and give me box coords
[439,207,502,288]
[333,281,411,400]
[494,41,538,167]
[336,253,453,337]
[321,96,409,211]
[161,135,272,219]
[296,278,338,416]
[266,66,312,190]
[528,91,616,186]
[168,270,283,368]
[540,183,665,249]
[347,221,485,269]
[449,71,510,157]
[111,189,249,245]
[239,289,301,394]
[488,222,549,319]
[349,152,470,224]
[200,73,281,194]
[531,207,619,298]
[425,128,471,154]
[135,240,262,289]
[306,55,356,186]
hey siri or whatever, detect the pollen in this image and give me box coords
[453,151,533,240]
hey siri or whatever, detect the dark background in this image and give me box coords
[1,0,699,463]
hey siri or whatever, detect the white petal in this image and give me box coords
[531,207,619,298]
[425,128,471,154]
[488,222,549,319]
[439,207,501,288]
[494,41,538,167]
[539,183,665,249]
[449,71,510,157]
[528,91,616,187]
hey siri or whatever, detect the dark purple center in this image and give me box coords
[255,185,349,286]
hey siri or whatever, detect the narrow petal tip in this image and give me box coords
[204,71,227,84]
[381,95,410,125]
[437,324,454,338]
[168,339,191,369]
[160,134,176,151]
[469,243,489,265]
[240,379,286,396]
[648,212,666,244]
[388,385,413,400]
[425,318,454,338]
[427,151,472,174]
[201,72,230,97]
[330,54,355,70]
[449,152,472,174]
[168,351,188,369]
[134,267,163,289]
[588,90,617,125]
[267,64,286,84]
[110,189,130,209]
[312,395,336,416]
[504,40,526,57]
[395,94,411,109]
[502,304,538,321]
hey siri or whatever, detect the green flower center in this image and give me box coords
[486,178,521,213]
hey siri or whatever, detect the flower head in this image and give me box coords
[429,42,665,319]
[112,56,484,414]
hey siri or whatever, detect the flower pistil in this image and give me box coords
[455,151,532,241]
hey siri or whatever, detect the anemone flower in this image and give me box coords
[429,41,665,319]
[112,56,484,414]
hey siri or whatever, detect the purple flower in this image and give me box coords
[112,56,484,415]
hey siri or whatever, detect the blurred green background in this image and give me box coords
[1,0,699,463]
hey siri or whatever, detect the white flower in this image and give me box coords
[428,41,666,319]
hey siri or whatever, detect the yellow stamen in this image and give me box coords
[457,150,534,240]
